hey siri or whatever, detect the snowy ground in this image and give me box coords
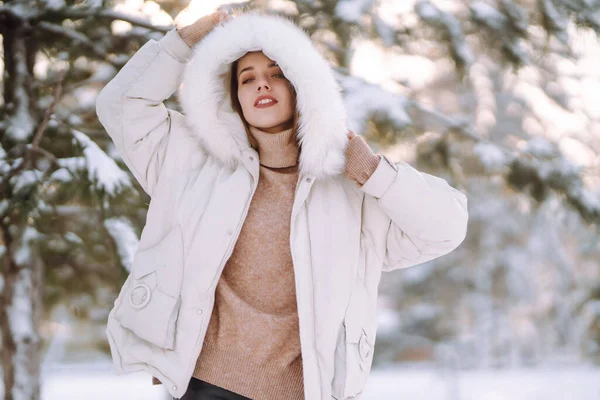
[41,362,600,400]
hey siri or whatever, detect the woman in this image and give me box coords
[96,9,469,400]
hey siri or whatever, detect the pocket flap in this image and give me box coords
[344,281,377,343]
[115,288,181,350]
[132,226,183,279]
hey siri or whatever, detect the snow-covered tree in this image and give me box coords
[1,0,599,398]
[0,0,169,397]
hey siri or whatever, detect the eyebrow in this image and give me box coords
[238,62,279,78]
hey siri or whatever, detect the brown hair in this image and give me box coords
[229,55,300,150]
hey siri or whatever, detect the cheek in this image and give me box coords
[238,89,253,110]
[280,86,294,110]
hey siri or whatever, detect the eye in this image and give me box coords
[241,77,254,84]
[273,73,286,79]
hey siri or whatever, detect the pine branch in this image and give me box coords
[36,22,122,68]
[0,70,65,197]
[410,102,600,225]
[1,5,171,33]
[55,8,171,33]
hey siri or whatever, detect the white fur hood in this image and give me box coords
[178,12,349,179]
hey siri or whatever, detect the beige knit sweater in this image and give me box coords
[152,127,381,399]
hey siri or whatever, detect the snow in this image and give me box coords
[520,136,557,157]
[0,200,8,216]
[72,130,132,196]
[335,0,375,23]
[7,87,36,141]
[338,73,411,135]
[541,0,568,42]
[415,1,474,68]
[64,232,83,244]
[57,157,86,171]
[372,15,396,47]
[501,0,528,34]
[474,142,508,172]
[572,187,600,214]
[14,227,39,266]
[43,0,66,11]
[470,2,508,31]
[38,361,600,399]
[363,364,600,400]
[9,169,44,194]
[7,268,34,342]
[110,0,173,34]
[103,218,139,273]
[6,265,37,400]
[49,168,73,183]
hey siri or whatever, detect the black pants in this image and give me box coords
[178,377,252,400]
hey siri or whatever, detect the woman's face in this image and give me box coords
[236,51,294,134]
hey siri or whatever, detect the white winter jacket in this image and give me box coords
[96,12,469,400]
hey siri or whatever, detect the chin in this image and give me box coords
[249,117,289,131]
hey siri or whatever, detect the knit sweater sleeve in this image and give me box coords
[177,22,214,48]
[344,135,382,186]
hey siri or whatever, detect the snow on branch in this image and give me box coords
[500,0,529,36]
[410,103,599,225]
[71,130,131,197]
[37,22,121,68]
[540,0,569,44]
[415,0,474,69]
[470,1,529,65]
[337,72,411,134]
[104,218,139,273]
[60,8,171,32]
[1,4,170,32]
[334,0,375,23]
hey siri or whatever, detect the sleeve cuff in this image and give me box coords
[345,135,381,186]
[158,29,193,64]
[360,155,398,199]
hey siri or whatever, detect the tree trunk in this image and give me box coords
[1,13,43,400]
[0,224,43,400]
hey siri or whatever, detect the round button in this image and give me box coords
[129,283,151,309]
[359,334,370,360]
[306,178,311,183]
[198,309,203,315]
[226,229,233,236]
[172,385,177,391]
[249,156,254,161]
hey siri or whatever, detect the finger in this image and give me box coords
[217,9,229,22]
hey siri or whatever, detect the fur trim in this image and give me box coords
[179,12,348,179]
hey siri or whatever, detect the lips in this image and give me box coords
[254,95,278,107]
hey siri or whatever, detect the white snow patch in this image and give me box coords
[339,73,411,134]
[50,168,73,183]
[474,142,507,172]
[43,0,66,10]
[335,0,375,23]
[7,268,34,342]
[72,130,131,196]
[38,361,600,400]
[104,218,139,272]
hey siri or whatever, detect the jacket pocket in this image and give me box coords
[332,281,377,399]
[114,225,184,350]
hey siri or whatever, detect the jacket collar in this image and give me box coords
[178,12,348,180]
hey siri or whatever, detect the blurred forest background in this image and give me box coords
[0,0,599,398]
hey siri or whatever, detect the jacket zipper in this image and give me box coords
[183,165,260,391]
[289,176,321,399]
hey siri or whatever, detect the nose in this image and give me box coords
[256,78,270,91]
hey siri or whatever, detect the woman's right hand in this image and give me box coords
[177,10,231,47]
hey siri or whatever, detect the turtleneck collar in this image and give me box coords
[248,126,299,168]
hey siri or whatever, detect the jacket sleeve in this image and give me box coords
[95,29,193,196]
[360,155,469,272]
